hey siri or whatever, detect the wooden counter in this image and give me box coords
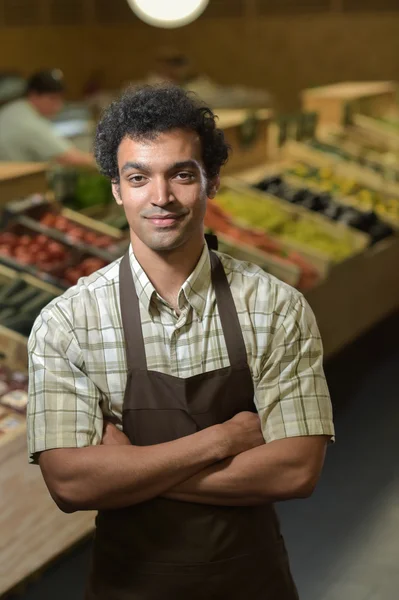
[0,162,48,210]
[0,326,95,597]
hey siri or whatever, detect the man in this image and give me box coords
[28,85,334,599]
[0,69,94,167]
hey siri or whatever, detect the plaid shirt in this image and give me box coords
[27,245,334,463]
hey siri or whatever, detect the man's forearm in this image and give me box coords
[56,148,96,168]
[163,436,328,506]
[40,425,227,513]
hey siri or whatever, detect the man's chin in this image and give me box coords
[144,233,187,254]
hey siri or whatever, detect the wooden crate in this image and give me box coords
[351,114,399,151]
[315,127,399,178]
[306,237,399,359]
[217,109,272,174]
[0,324,95,596]
[283,138,399,193]
[6,193,125,243]
[62,206,124,240]
[0,262,62,296]
[223,175,369,276]
[0,163,48,210]
[301,81,398,127]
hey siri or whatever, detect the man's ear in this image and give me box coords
[112,181,123,206]
[207,175,220,199]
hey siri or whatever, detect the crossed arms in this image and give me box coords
[39,413,328,513]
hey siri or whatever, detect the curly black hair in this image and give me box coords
[94,84,230,182]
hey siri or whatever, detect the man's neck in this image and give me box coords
[131,235,205,311]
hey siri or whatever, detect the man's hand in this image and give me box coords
[102,422,131,446]
[101,413,265,454]
[221,411,265,457]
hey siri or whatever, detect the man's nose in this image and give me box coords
[151,178,174,206]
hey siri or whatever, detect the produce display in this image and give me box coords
[0,275,56,336]
[271,163,396,237]
[213,187,362,262]
[50,168,113,210]
[255,169,394,243]
[0,358,28,437]
[307,139,399,183]
[206,200,320,290]
[327,129,399,170]
[38,211,117,249]
[0,228,107,288]
[5,195,126,257]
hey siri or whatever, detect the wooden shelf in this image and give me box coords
[0,162,48,210]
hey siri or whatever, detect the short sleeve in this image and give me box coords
[27,308,104,464]
[255,294,335,443]
[25,119,73,162]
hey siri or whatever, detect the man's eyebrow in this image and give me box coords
[169,160,201,171]
[121,161,149,174]
[120,159,202,175]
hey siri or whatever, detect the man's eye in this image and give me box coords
[129,175,145,183]
[176,172,195,181]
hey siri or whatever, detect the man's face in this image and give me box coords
[113,129,217,254]
[32,92,64,118]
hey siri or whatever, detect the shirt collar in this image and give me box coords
[128,244,211,320]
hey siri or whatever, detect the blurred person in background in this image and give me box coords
[146,47,272,109]
[0,69,95,167]
[146,47,192,86]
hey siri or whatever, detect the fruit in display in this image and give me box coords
[64,257,107,285]
[307,139,399,182]
[205,201,319,290]
[0,230,108,286]
[0,277,57,336]
[0,231,67,271]
[214,188,358,261]
[39,211,117,250]
[276,163,395,240]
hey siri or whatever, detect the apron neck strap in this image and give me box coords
[120,251,148,370]
[119,249,248,370]
[209,251,248,368]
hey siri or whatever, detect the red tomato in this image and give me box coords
[67,227,85,240]
[35,234,49,247]
[95,235,113,248]
[35,250,50,263]
[54,216,69,232]
[0,232,18,247]
[18,235,32,246]
[0,245,12,256]
[47,241,65,258]
[64,268,80,285]
[83,231,98,245]
[81,258,105,275]
[28,243,41,256]
[14,249,34,264]
[40,213,56,227]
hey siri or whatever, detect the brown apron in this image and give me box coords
[86,247,299,600]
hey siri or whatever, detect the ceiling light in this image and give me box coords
[127,0,209,29]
